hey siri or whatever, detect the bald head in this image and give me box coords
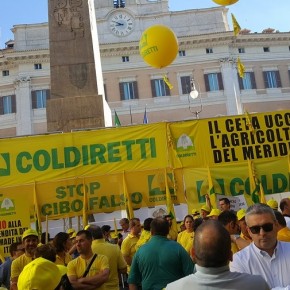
[194,220,231,267]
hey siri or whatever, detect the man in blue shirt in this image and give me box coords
[128,217,194,290]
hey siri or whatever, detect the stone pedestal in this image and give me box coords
[47,0,111,132]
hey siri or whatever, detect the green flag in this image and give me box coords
[114,110,121,127]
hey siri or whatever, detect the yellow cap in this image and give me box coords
[200,205,210,213]
[191,208,199,215]
[207,208,221,217]
[18,257,63,290]
[70,232,76,239]
[237,208,246,221]
[84,225,90,230]
[22,229,38,240]
[267,199,278,210]
[67,228,75,235]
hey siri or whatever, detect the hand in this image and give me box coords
[111,20,124,26]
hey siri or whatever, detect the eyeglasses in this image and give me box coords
[249,223,274,234]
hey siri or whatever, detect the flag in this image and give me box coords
[245,110,255,134]
[82,178,88,228]
[113,218,118,236]
[123,171,134,219]
[163,75,173,90]
[207,167,217,208]
[247,158,266,204]
[114,110,121,127]
[143,107,148,124]
[231,13,241,36]
[164,170,178,233]
[33,181,42,235]
[237,57,245,78]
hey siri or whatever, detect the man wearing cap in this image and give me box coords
[207,208,221,220]
[10,229,39,290]
[67,230,110,289]
[200,205,210,220]
[17,257,67,290]
[267,199,278,211]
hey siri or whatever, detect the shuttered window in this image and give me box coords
[238,72,256,90]
[0,95,16,115]
[180,76,191,94]
[119,81,139,100]
[263,71,281,88]
[32,89,50,109]
[151,79,170,97]
[204,73,224,92]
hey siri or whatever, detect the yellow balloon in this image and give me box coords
[212,0,238,5]
[139,25,178,69]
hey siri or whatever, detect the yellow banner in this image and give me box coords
[0,185,32,258]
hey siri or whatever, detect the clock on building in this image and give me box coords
[109,11,135,37]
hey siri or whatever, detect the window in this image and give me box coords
[0,95,16,115]
[180,76,191,94]
[263,71,281,88]
[179,50,186,57]
[119,81,138,100]
[122,56,129,62]
[263,47,270,52]
[238,72,256,90]
[206,48,213,54]
[31,89,50,109]
[2,70,9,76]
[113,0,125,8]
[204,73,224,92]
[34,63,42,70]
[238,48,245,53]
[151,79,170,97]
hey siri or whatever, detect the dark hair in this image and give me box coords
[76,230,93,240]
[183,214,194,223]
[120,218,129,224]
[9,242,22,256]
[274,210,286,227]
[87,225,103,239]
[150,217,169,236]
[53,232,70,253]
[194,220,231,267]
[280,198,289,212]
[34,244,56,262]
[193,218,203,232]
[219,197,230,205]
[218,210,237,226]
[163,215,171,219]
[101,225,111,233]
[143,218,153,231]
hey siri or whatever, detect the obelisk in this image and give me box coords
[47,0,112,132]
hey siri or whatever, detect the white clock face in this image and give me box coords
[109,12,135,37]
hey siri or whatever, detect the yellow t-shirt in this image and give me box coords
[278,227,290,242]
[67,254,109,290]
[177,231,194,254]
[121,233,139,273]
[92,239,127,290]
[231,241,239,254]
[11,254,33,279]
[135,230,151,251]
[55,252,72,266]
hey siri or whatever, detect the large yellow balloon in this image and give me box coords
[212,0,238,5]
[139,25,178,69]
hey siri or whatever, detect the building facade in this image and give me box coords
[0,0,290,137]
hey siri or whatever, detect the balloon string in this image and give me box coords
[163,75,173,90]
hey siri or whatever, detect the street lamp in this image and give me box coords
[188,78,202,118]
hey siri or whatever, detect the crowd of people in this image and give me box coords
[1,197,290,289]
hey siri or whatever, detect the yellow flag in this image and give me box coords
[245,110,255,134]
[231,13,241,36]
[237,57,245,78]
[82,178,88,228]
[207,167,217,208]
[164,170,178,233]
[113,218,118,236]
[33,181,42,234]
[163,75,173,90]
[123,172,134,219]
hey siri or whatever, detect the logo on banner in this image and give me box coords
[0,197,16,216]
[176,134,196,157]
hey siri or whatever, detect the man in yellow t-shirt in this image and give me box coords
[88,225,127,290]
[136,218,153,250]
[67,230,110,290]
[10,229,39,290]
[121,218,141,273]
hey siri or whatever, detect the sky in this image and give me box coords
[0,0,289,49]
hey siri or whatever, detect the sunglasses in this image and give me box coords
[249,223,274,234]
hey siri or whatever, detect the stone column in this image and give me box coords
[47,0,112,132]
[14,76,33,135]
[220,57,243,115]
